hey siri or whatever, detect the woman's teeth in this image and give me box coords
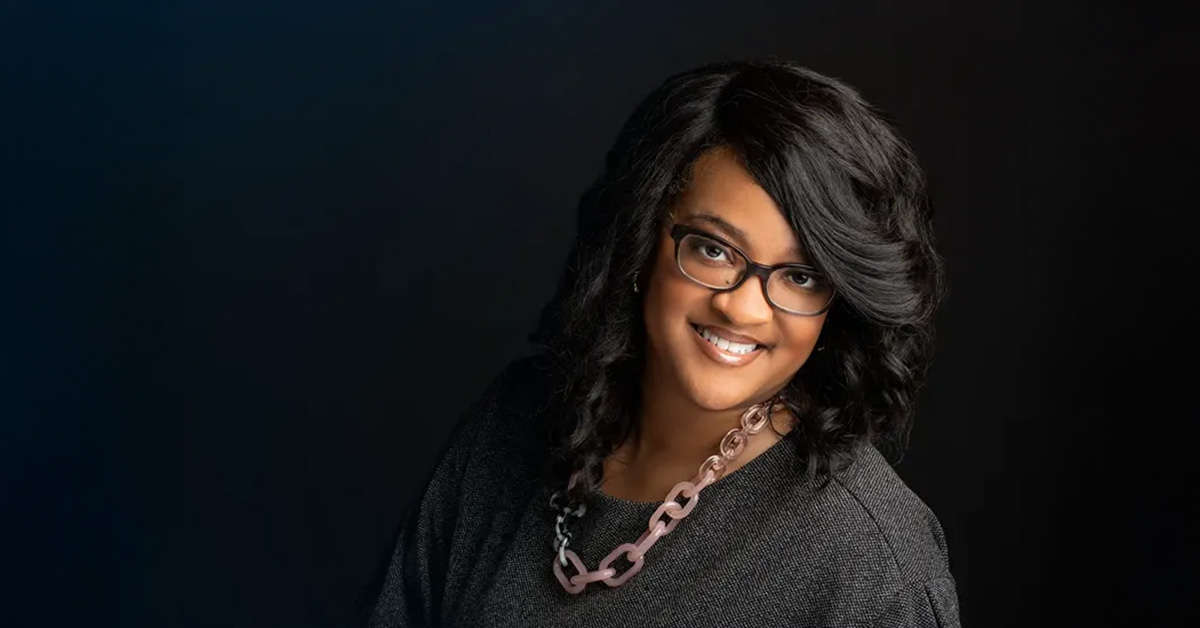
[696,325,758,354]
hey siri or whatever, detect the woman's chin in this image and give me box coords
[681,382,762,413]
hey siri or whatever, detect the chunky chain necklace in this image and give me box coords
[548,397,785,593]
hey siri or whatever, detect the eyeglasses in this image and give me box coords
[669,224,835,316]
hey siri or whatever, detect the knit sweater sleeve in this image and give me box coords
[363,365,511,628]
[870,576,961,628]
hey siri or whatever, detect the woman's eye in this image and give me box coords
[784,271,816,288]
[691,238,730,262]
[701,244,727,260]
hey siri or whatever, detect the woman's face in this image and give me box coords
[642,145,828,412]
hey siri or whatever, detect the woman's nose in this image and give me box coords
[711,273,773,325]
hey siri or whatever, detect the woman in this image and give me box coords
[364,59,960,627]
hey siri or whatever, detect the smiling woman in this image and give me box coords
[365,59,958,627]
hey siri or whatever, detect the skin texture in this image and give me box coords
[601,145,828,502]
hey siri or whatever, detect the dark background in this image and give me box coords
[2,1,1193,626]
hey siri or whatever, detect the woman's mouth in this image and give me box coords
[690,323,767,367]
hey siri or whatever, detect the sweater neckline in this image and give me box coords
[587,433,796,511]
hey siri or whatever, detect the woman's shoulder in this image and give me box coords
[470,353,557,430]
[810,444,952,585]
[489,352,558,410]
[448,353,558,467]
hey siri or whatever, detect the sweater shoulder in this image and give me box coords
[823,445,953,585]
[449,354,558,484]
[454,354,556,436]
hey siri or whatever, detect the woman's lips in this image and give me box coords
[690,323,766,367]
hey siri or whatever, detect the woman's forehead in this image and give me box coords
[671,147,807,258]
[671,202,811,266]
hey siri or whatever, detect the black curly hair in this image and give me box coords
[528,58,947,509]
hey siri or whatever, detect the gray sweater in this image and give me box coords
[365,357,961,627]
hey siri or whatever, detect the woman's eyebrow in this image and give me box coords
[686,211,810,263]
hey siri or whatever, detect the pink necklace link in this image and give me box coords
[551,399,784,594]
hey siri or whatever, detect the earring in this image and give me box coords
[816,343,825,352]
[632,271,640,294]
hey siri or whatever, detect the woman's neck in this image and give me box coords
[600,362,791,501]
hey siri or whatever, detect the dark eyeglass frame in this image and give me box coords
[669,223,835,316]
